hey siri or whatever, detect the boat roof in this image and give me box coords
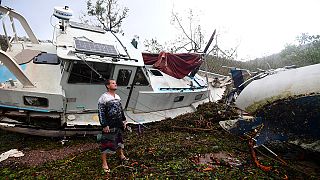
[56,21,144,67]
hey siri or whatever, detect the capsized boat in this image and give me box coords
[0,6,227,136]
[220,63,320,151]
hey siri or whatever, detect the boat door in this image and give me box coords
[113,65,137,108]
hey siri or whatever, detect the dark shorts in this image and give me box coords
[100,129,124,154]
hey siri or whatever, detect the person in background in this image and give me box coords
[98,79,129,173]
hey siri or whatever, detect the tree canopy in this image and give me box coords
[86,0,129,32]
[203,33,320,76]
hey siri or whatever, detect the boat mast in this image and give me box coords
[202,30,216,102]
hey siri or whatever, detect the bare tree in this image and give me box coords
[170,10,238,59]
[143,8,238,61]
[85,0,129,33]
[143,38,164,53]
[170,9,204,53]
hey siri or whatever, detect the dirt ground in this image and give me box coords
[1,143,98,168]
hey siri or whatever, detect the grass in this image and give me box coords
[1,102,319,179]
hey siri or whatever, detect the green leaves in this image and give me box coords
[85,0,129,32]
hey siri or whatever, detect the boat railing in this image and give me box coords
[0,6,39,51]
[0,6,36,87]
[0,10,15,51]
[0,50,35,87]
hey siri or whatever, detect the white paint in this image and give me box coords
[235,63,320,112]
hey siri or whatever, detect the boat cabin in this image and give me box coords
[0,6,222,135]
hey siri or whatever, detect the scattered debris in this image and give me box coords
[248,139,272,172]
[0,149,24,162]
[190,151,243,169]
[0,101,319,179]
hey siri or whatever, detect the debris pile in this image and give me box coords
[152,102,239,131]
[255,94,320,142]
[1,101,320,179]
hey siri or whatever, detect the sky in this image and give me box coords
[1,0,320,60]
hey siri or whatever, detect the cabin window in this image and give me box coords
[195,94,203,100]
[150,69,163,76]
[174,96,184,102]
[68,61,113,84]
[33,53,60,65]
[117,69,132,86]
[134,67,149,86]
[23,96,48,107]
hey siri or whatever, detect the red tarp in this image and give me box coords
[142,52,202,79]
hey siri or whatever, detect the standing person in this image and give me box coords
[98,79,129,173]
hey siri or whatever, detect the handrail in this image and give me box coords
[1,11,11,51]
[0,50,35,87]
[0,6,39,45]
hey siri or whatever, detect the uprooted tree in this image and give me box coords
[144,9,238,60]
[144,9,204,54]
[169,9,204,53]
[170,10,239,59]
[84,0,129,33]
[143,38,165,53]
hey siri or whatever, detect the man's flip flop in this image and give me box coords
[121,157,129,161]
[103,167,110,173]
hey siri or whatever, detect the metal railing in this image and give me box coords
[0,6,39,51]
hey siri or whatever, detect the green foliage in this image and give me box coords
[280,34,320,66]
[203,33,320,76]
[1,101,319,179]
[86,0,129,32]
[0,35,8,51]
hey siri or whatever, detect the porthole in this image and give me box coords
[174,96,184,102]
[195,94,203,100]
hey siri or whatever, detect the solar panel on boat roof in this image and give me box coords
[74,39,119,57]
[69,21,105,33]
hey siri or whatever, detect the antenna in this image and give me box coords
[53,6,73,32]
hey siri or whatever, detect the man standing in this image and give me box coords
[98,79,128,173]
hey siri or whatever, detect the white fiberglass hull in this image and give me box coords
[235,63,320,114]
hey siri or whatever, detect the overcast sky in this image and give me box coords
[2,0,320,60]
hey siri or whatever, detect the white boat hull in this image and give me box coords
[235,63,320,113]
[221,63,320,151]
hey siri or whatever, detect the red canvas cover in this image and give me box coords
[142,52,202,79]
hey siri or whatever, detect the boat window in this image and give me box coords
[150,69,163,76]
[23,96,48,107]
[68,61,113,84]
[174,96,184,102]
[134,67,149,86]
[195,94,203,100]
[117,69,132,86]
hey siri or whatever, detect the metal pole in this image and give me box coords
[9,16,18,42]
[1,11,11,51]
[203,30,216,102]
[204,54,211,102]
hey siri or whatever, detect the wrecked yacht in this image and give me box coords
[0,6,226,136]
[220,63,320,151]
